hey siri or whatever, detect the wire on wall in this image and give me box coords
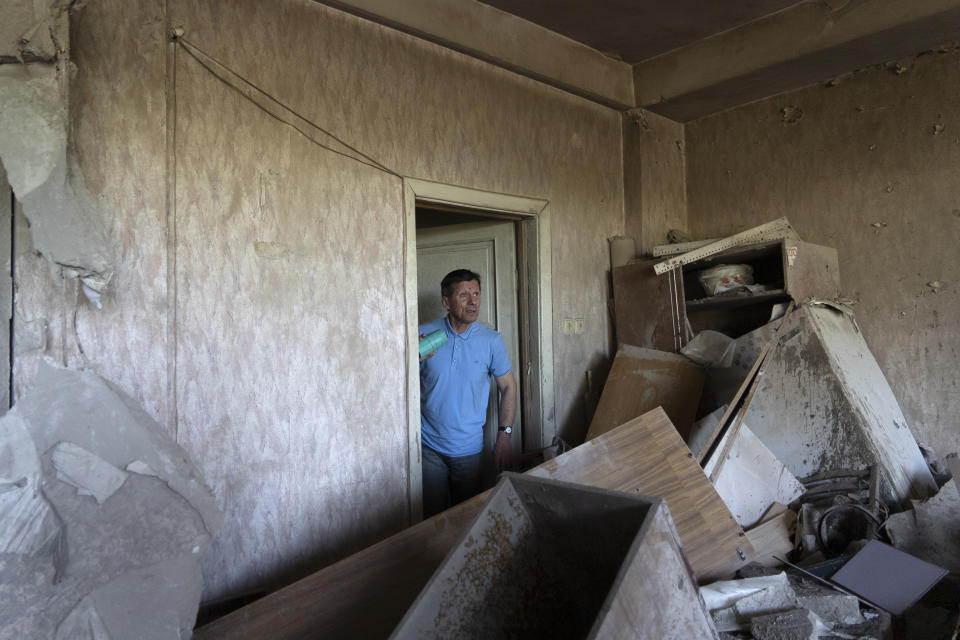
[174,34,401,180]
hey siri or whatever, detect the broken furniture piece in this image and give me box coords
[745,503,798,568]
[584,345,704,442]
[0,360,221,639]
[618,218,840,353]
[391,473,717,639]
[195,407,749,639]
[703,421,805,529]
[720,303,936,508]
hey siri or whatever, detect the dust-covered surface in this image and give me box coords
[0,361,221,639]
[61,0,626,603]
[886,478,960,573]
[0,63,66,197]
[741,305,935,506]
[0,60,114,295]
[0,0,70,60]
[685,49,960,457]
[393,475,710,639]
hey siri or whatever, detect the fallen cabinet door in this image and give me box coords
[390,473,719,640]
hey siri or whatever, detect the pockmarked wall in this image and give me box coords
[622,109,687,254]
[685,50,960,457]
[61,0,623,601]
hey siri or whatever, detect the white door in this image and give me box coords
[416,220,522,486]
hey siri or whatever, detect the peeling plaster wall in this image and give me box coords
[60,0,623,601]
[685,50,960,457]
[622,109,687,254]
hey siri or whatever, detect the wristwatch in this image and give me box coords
[498,425,513,435]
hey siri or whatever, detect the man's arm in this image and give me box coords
[493,371,517,470]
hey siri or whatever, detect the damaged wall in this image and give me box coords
[685,49,960,457]
[34,0,625,602]
[622,109,687,254]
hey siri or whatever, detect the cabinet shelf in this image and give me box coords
[686,289,790,313]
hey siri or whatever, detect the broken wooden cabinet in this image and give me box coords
[390,473,719,640]
[614,238,841,350]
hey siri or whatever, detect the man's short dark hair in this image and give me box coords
[441,269,481,297]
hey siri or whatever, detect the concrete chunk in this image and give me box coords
[0,362,222,639]
[52,442,128,503]
[19,360,222,534]
[750,608,817,640]
[797,592,863,626]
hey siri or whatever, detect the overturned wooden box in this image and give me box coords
[391,473,717,640]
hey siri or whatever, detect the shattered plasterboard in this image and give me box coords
[0,360,222,639]
[1,0,70,60]
[0,62,114,293]
[0,63,65,197]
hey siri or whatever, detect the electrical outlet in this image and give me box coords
[573,318,584,334]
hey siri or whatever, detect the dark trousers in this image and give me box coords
[422,444,482,519]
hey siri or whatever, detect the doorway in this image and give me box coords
[416,215,521,488]
[403,178,554,522]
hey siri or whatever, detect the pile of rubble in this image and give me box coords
[192,219,958,639]
[0,361,221,639]
[597,219,958,639]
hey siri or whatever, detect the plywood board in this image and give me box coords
[705,424,805,529]
[746,507,797,568]
[535,407,752,583]
[612,258,685,353]
[195,407,748,640]
[585,345,704,442]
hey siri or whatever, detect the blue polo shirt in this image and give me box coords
[419,316,512,457]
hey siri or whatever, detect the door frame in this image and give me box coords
[402,177,554,523]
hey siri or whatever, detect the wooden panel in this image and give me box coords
[705,423,805,529]
[585,344,704,442]
[745,505,797,568]
[612,258,685,352]
[195,407,748,640]
[782,239,841,302]
[536,407,752,584]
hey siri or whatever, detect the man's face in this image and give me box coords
[443,280,481,327]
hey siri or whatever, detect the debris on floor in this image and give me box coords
[885,477,960,573]
[0,359,221,639]
[195,220,958,639]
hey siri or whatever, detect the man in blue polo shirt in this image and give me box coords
[419,268,517,518]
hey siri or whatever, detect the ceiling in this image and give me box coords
[478,0,804,63]
[316,0,960,119]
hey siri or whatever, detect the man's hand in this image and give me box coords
[493,431,512,471]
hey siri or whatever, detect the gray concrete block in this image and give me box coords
[750,608,818,640]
